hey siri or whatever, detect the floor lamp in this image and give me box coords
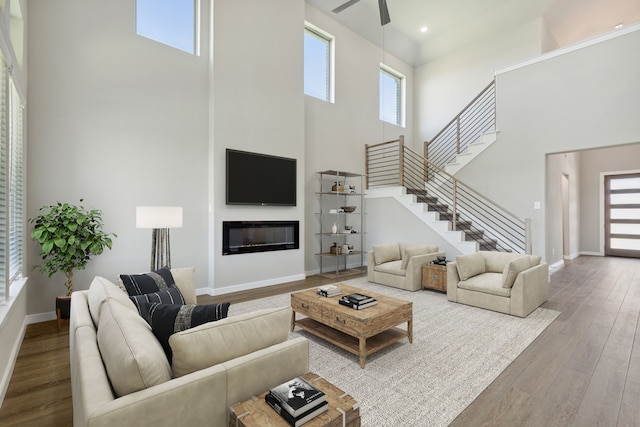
[136,206,183,270]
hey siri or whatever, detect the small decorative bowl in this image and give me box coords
[341,206,356,213]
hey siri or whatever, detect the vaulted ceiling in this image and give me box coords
[305,0,640,66]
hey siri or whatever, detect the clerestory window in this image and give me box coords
[380,64,404,127]
[304,23,334,102]
[136,0,199,55]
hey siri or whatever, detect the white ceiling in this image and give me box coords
[305,0,640,66]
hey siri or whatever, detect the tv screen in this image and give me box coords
[226,149,297,206]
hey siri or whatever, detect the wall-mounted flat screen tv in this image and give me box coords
[226,149,297,206]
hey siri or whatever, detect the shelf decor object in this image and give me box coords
[316,170,366,279]
[136,206,183,270]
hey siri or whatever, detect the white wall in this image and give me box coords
[456,26,640,259]
[212,0,306,292]
[303,5,414,275]
[415,19,542,144]
[27,0,211,314]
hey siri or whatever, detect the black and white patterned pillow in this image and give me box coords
[129,286,186,317]
[140,302,231,361]
[120,267,176,296]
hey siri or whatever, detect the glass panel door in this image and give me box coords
[605,173,640,258]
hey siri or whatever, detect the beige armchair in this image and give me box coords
[367,242,445,291]
[447,251,549,317]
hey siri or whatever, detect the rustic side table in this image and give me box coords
[229,372,360,427]
[422,263,447,292]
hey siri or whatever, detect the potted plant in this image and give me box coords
[30,200,116,318]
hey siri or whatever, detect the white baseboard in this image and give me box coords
[26,312,57,325]
[580,251,604,257]
[197,273,307,297]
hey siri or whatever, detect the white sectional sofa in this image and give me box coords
[69,268,309,427]
[447,251,549,317]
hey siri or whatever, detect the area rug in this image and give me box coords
[228,277,559,426]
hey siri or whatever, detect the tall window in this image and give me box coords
[136,0,198,55]
[0,56,24,300]
[304,24,334,102]
[380,64,404,127]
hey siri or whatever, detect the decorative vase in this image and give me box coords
[331,223,338,234]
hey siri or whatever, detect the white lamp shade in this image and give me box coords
[136,206,183,229]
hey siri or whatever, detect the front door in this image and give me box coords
[605,173,640,258]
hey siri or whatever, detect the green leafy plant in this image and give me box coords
[30,200,116,296]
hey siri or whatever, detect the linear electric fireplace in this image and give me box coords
[222,221,299,255]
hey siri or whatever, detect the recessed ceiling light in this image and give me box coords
[615,23,624,29]
[420,26,428,33]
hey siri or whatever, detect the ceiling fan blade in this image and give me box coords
[332,0,361,14]
[378,0,391,25]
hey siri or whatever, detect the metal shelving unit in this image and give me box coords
[315,170,366,279]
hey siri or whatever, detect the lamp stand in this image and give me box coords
[151,228,171,270]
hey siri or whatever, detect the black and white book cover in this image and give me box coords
[339,298,378,310]
[265,392,329,426]
[345,293,375,304]
[269,377,326,417]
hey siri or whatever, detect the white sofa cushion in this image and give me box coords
[170,266,197,304]
[458,272,511,297]
[502,256,532,288]
[88,276,137,326]
[374,260,405,276]
[97,299,172,397]
[456,252,486,281]
[170,306,291,378]
[373,243,401,265]
[400,244,438,269]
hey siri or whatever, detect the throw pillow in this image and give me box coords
[373,243,401,265]
[502,256,532,288]
[129,286,186,315]
[456,252,486,281]
[120,267,176,296]
[400,245,438,270]
[142,302,231,362]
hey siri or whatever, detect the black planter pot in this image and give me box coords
[56,296,71,320]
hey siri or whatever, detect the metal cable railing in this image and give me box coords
[424,81,496,169]
[366,137,530,253]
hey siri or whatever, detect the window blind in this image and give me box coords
[0,57,7,300]
[9,79,23,282]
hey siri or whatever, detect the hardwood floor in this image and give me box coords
[1,256,639,426]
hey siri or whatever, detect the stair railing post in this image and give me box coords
[456,116,461,154]
[365,144,370,190]
[525,218,532,254]
[398,136,405,187]
[452,179,457,231]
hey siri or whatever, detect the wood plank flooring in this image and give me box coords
[1,256,639,426]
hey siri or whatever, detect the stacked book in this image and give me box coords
[339,292,378,310]
[266,377,328,426]
[317,284,342,297]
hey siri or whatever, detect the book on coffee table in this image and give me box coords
[344,293,375,304]
[265,393,328,426]
[339,298,378,310]
[317,284,342,297]
[268,376,326,417]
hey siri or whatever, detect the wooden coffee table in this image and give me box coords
[291,284,412,368]
[229,372,360,427]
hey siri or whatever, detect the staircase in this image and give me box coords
[365,136,530,254]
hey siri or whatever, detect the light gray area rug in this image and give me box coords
[229,277,559,426]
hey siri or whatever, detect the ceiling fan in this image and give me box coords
[332,0,391,26]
